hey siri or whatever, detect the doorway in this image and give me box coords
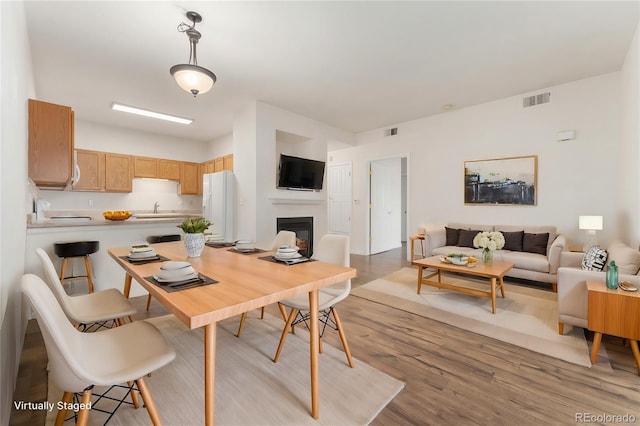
[369,156,407,254]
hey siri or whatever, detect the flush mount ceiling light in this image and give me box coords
[111,103,193,124]
[170,11,217,97]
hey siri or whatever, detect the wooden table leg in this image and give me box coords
[123,274,133,298]
[591,332,602,364]
[629,340,640,375]
[204,323,217,426]
[490,277,497,314]
[499,277,506,298]
[417,266,423,294]
[309,289,319,419]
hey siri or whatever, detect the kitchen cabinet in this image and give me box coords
[158,159,180,180]
[134,156,158,178]
[214,157,224,172]
[73,150,105,191]
[105,153,133,192]
[223,154,234,171]
[202,160,215,174]
[28,99,74,188]
[180,162,200,195]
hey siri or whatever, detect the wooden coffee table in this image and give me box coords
[412,255,514,314]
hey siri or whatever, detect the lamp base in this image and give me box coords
[582,231,598,252]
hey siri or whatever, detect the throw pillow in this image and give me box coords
[582,246,608,271]
[522,232,549,255]
[445,227,460,246]
[457,229,481,248]
[606,241,640,274]
[502,231,524,251]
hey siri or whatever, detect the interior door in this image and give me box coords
[369,158,402,254]
[327,162,352,235]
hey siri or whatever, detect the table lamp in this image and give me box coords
[579,215,603,251]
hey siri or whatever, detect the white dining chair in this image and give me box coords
[273,234,354,367]
[236,230,297,337]
[21,274,175,426]
[36,247,137,330]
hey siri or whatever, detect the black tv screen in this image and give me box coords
[278,154,326,190]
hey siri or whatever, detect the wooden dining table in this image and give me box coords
[108,241,357,425]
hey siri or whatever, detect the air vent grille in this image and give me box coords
[385,128,398,136]
[523,92,551,108]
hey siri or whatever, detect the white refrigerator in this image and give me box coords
[202,171,235,242]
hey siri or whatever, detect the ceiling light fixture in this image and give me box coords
[170,11,217,97]
[111,103,193,124]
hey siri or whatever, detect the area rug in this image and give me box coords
[352,267,594,367]
[45,314,404,425]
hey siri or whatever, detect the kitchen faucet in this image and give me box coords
[153,202,159,214]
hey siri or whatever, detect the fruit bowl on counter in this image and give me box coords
[103,210,132,221]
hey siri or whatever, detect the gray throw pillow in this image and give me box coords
[445,227,460,246]
[582,246,608,271]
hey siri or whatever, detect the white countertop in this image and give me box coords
[27,210,203,229]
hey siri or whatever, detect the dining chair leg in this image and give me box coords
[260,306,265,319]
[76,387,93,426]
[146,294,152,311]
[278,303,287,321]
[236,312,248,337]
[127,380,140,408]
[136,376,162,425]
[274,308,298,363]
[55,391,73,426]
[333,308,354,367]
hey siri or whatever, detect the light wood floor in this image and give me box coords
[10,244,640,425]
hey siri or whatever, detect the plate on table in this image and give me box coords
[619,281,638,292]
[274,252,302,260]
[277,246,299,254]
[446,255,469,266]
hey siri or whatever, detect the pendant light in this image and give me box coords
[170,11,217,97]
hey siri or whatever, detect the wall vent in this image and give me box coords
[384,127,398,136]
[523,92,551,108]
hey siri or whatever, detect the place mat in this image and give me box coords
[258,255,317,266]
[228,248,267,255]
[144,273,218,292]
[119,254,170,265]
[205,242,235,248]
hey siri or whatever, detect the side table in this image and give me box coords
[409,234,426,260]
[586,280,640,375]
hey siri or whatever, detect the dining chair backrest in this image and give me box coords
[35,247,75,318]
[21,274,92,392]
[272,230,297,249]
[312,234,351,296]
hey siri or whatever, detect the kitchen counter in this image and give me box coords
[27,210,203,229]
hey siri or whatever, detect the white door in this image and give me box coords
[327,162,352,235]
[369,158,402,254]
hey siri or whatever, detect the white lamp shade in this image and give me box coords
[170,64,216,95]
[579,215,603,231]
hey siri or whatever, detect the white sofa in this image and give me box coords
[557,241,640,334]
[422,223,566,289]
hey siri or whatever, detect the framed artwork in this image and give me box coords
[464,155,537,205]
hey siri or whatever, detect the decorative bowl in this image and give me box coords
[103,210,132,221]
[446,255,469,265]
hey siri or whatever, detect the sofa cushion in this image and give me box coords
[522,232,549,255]
[445,227,461,246]
[581,246,607,271]
[458,229,481,248]
[500,251,550,273]
[496,225,557,255]
[606,241,640,274]
[502,231,524,252]
[432,246,480,257]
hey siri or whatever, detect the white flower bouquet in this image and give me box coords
[473,231,505,252]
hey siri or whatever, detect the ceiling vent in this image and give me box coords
[384,127,398,137]
[523,92,551,108]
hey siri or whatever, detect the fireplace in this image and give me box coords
[277,217,314,257]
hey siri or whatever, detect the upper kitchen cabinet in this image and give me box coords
[105,153,133,192]
[180,162,200,195]
[28,99,74,188]
[158,159,180,180]
[223,154,233,171]
[214,157,224,173]
[73,150,105,191]
[134,156,158,178]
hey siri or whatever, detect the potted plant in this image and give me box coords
[178,217,212,257]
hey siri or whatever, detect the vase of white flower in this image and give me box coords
[473,231,505,264]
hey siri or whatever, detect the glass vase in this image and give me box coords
[482,248,493,264]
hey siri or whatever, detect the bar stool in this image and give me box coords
[53,241,99,294]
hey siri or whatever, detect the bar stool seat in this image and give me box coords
[54,241,99,294]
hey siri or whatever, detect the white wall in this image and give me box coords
[618,23,640,249]
[208,132,233,160]
[330,72,625,255]
[0,1,35,423]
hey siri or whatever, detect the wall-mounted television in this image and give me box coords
[277,154,326,191]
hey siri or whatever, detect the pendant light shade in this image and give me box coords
[170,11,217,97]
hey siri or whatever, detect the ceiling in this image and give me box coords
[24,1,639,143]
